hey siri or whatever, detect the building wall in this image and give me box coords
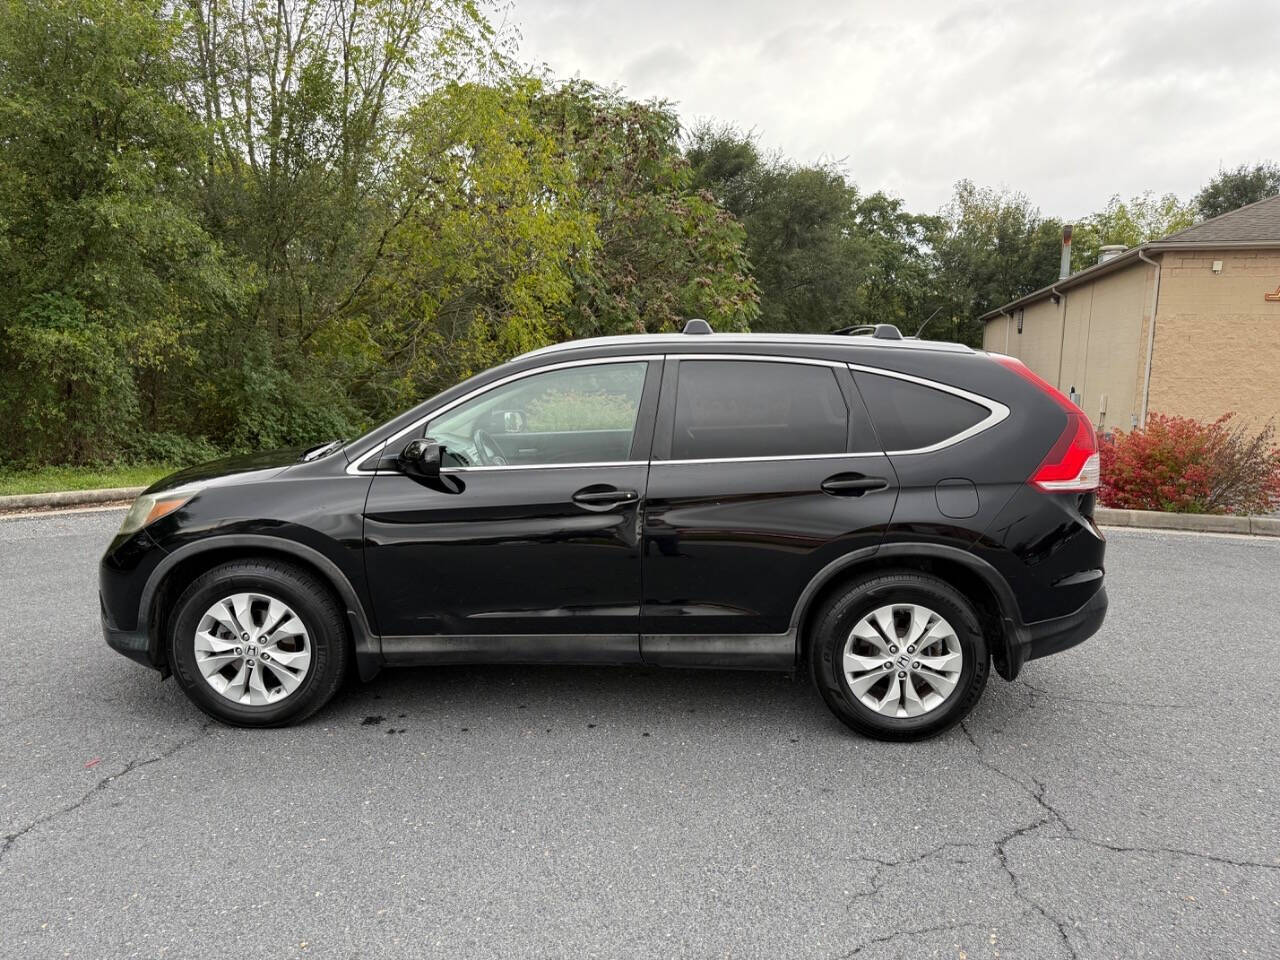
[981,314,1010,354]
[1060,262,1153,431]
[982,260,1154,432]
[1147,250,1280,430]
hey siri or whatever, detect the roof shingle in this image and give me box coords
[1160,193,1280,243]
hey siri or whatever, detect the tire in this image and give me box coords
[168,559,350,727]
[809,570,989,742]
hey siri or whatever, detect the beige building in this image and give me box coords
[981,194,1280,433]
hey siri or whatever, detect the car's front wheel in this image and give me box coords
[168,559,349,727]
[809,570,989,741]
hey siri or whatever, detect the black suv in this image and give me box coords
[101,322,1107,740]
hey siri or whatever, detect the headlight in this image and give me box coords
[119,485,202,535]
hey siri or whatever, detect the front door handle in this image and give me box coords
[821,473,889,496]
[572,485,639,509]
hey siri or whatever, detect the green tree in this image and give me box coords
[177,0,503,448]
[850,191,942,334]
[0,0,243,465]
[687,124,937,335]
[1070,191,1197,270]
[1194,162,1280,220]
[928,181,1063,345]
[355,79,597,417]
[538,84,758,337]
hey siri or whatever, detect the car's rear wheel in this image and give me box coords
[168,559,349,727]
[809,570,988,741]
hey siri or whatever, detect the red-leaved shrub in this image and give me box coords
[1098,413,1280,514]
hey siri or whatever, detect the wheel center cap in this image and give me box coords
[895,654,911,669]
[246,643,258,657]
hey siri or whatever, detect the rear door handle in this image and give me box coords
[572,485,639,509]
[821,473,889,496]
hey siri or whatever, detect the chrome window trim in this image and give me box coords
[656,452,878,466]
[439,460,648,474]
[347,352,1009,475]
[847,363,1010,455]
[346,355,660,476]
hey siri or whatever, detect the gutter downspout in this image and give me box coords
[1137,247,1161,427]
[1052,284,1067,389]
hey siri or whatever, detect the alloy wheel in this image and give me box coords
[194,592,312,706]
[841,603,964,718]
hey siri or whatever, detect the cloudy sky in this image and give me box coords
[512,0,1280,217]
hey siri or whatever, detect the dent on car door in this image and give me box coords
[362,357,662,664]
[640,356,899,667]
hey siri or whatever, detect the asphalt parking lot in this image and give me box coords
[1,509,1277,959]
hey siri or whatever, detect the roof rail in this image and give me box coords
[831,323,904,341]
[683,318,713,335]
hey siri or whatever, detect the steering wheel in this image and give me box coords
[472,428,508,466]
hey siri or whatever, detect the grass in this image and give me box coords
[0,463,176,497]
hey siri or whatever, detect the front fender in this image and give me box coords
[137,534,383,682]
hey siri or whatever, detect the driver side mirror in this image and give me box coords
[399,438,442,478]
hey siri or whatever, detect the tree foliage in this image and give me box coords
[686,124,935,335]
[927,181,1063,345]
[0,0,244,464]
[2,1,1278,468]
[1070,191,1196,270]
[356,79,596,417]
[0,2,756,466]
[543,88,758,338]
[1195,162,1280,220]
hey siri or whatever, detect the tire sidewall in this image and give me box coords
[812,575,988,739]
[170,565,339,727]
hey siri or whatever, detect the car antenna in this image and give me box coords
[913,306,943,338]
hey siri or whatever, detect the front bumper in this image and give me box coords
[101,596,156,669]
[1001,585,1108,678]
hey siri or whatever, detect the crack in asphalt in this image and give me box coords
[959,719,1073,831]
[957,719,1080,959]
[0,723,213,866]
[831,724,1080,960]
[1048,835,1280,872]
[950,718,1280,960]
[1015,678,1193,711]
[836,920,989,958]
[992,813,1079,960]
[844,841,985,910]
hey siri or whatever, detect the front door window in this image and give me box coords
[426,361,648,467]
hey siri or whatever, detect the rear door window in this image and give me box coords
[670,360,849,460]
[853,370,988,452]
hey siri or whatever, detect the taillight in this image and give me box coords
[989,354,1099,493]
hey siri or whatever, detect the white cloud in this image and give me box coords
[511,0,1280,217]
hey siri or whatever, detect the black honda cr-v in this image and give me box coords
[100,321,1107,740]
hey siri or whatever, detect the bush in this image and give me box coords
[117,431,223,467]
[1099,413,1280,514]
[0,294,138,465]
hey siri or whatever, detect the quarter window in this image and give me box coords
[426,362,647,466]
[670,360,849,460]
[854,371,987,452]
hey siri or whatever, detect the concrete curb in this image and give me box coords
[0,486,144,511]
[1095,506,1280,537]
